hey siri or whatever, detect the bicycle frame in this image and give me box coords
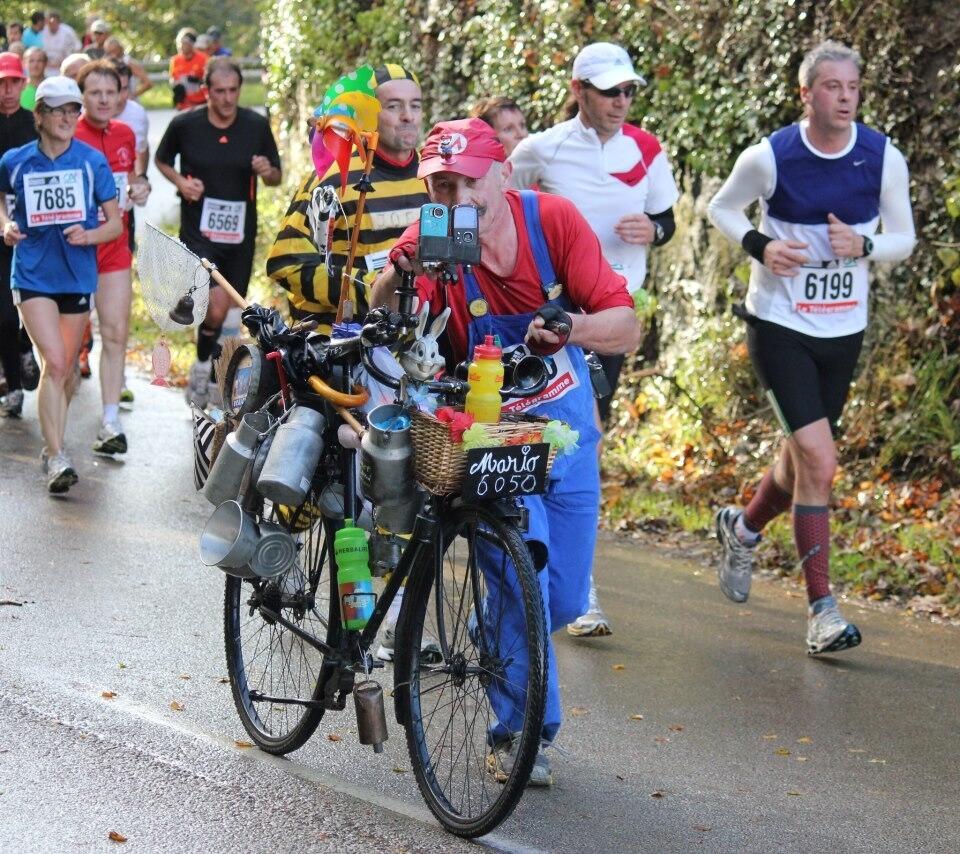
[248,348,444,711]
[235,271,533,715]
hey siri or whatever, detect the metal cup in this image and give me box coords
[199,500,260,579]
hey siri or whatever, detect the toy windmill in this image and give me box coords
[310,65,382,324]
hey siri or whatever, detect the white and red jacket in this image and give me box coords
[510,114,678,292]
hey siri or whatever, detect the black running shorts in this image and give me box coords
[746,316,864,436]
[14,289,92,315]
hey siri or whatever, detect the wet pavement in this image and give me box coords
[1,373,959,852]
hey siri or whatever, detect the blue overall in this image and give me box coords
[469,191,601,745]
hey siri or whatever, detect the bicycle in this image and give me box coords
[213,275,552,837]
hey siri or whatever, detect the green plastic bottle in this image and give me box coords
[335,519,375,630]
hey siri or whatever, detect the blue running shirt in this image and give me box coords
[0,139,117,294]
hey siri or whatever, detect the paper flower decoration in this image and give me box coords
[461,423,504,451]
[408,384,440,414]
[434,406,475,443]
[504,430,543,446]
[543,420,579,455]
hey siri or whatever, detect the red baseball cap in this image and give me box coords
[418,117,507,180]
[0,53,26,81]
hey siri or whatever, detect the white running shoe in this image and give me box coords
[487,735,553,787]
[715,506,756,603]
[807,596,862,655]
[567,579,612,637]
[47,451,78,494]
[375,625,441,663]
[0,389,24,417]
[93,421,127,455]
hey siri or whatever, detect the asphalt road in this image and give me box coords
[1,373,959,852]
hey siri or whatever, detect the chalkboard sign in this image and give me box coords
[462,443,551,502]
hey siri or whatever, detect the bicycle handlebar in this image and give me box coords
[242,300,548,411]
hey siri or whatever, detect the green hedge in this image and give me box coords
[259,0,959,476]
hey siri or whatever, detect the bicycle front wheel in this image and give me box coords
[224,504,341,755]
[398,504,547,838]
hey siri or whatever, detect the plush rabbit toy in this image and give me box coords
[399,302,451,381]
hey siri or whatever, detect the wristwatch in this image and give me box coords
[862,236,873,257]
[653,221,664,244]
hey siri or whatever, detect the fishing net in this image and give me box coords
[136,222,210,332]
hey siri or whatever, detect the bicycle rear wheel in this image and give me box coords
[397,504,546,838]
[224,501,341,755]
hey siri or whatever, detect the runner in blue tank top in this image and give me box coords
[707,41,916,654]
[0,75,120,494]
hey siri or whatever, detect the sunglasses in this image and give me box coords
[40,104,81,118]
[584,81,639,99]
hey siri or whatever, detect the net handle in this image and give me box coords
[200,258,250,310]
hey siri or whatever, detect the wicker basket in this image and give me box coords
[411,409,558,495]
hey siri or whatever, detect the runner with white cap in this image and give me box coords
[510,41,680,637]
[0,75,120,492]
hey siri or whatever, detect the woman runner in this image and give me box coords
[0,75,120,493]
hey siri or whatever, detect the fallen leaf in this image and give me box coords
[630,714,644,721]
[616,774,625,781]
[108,831,127,843]
[101,691,117,699]
[654,736,671,744]
[651,790,665,799]
[570,706,589,717]
[787,791,802,797]
[234,740,253,749]
[327,733,342,742]
[796,756,809,762]
[762,733,778,740]
[392,766,407,773]
[118,663,127,670]
[169,701,184,712]
[693,825,711,832]
[612,664,626,671]
[847,748,866,754]
[796,736,813,744]
[217,677,229,684]
[775,748,791,756]
[179,674,191,680]
[868,758,887,764]
[668,724,684,732]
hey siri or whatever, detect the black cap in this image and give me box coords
[206,26,221,39]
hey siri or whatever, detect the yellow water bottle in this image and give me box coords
[464,335,504,423]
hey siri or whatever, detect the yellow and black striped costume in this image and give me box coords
[266,151,428,330]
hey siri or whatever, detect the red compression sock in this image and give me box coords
[793,505,831,602]
[743,470,793,533]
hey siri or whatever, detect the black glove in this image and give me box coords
[360,306,403,347]
[241,305,287,346]
[172,83,186,106]
[526,304,572,357]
